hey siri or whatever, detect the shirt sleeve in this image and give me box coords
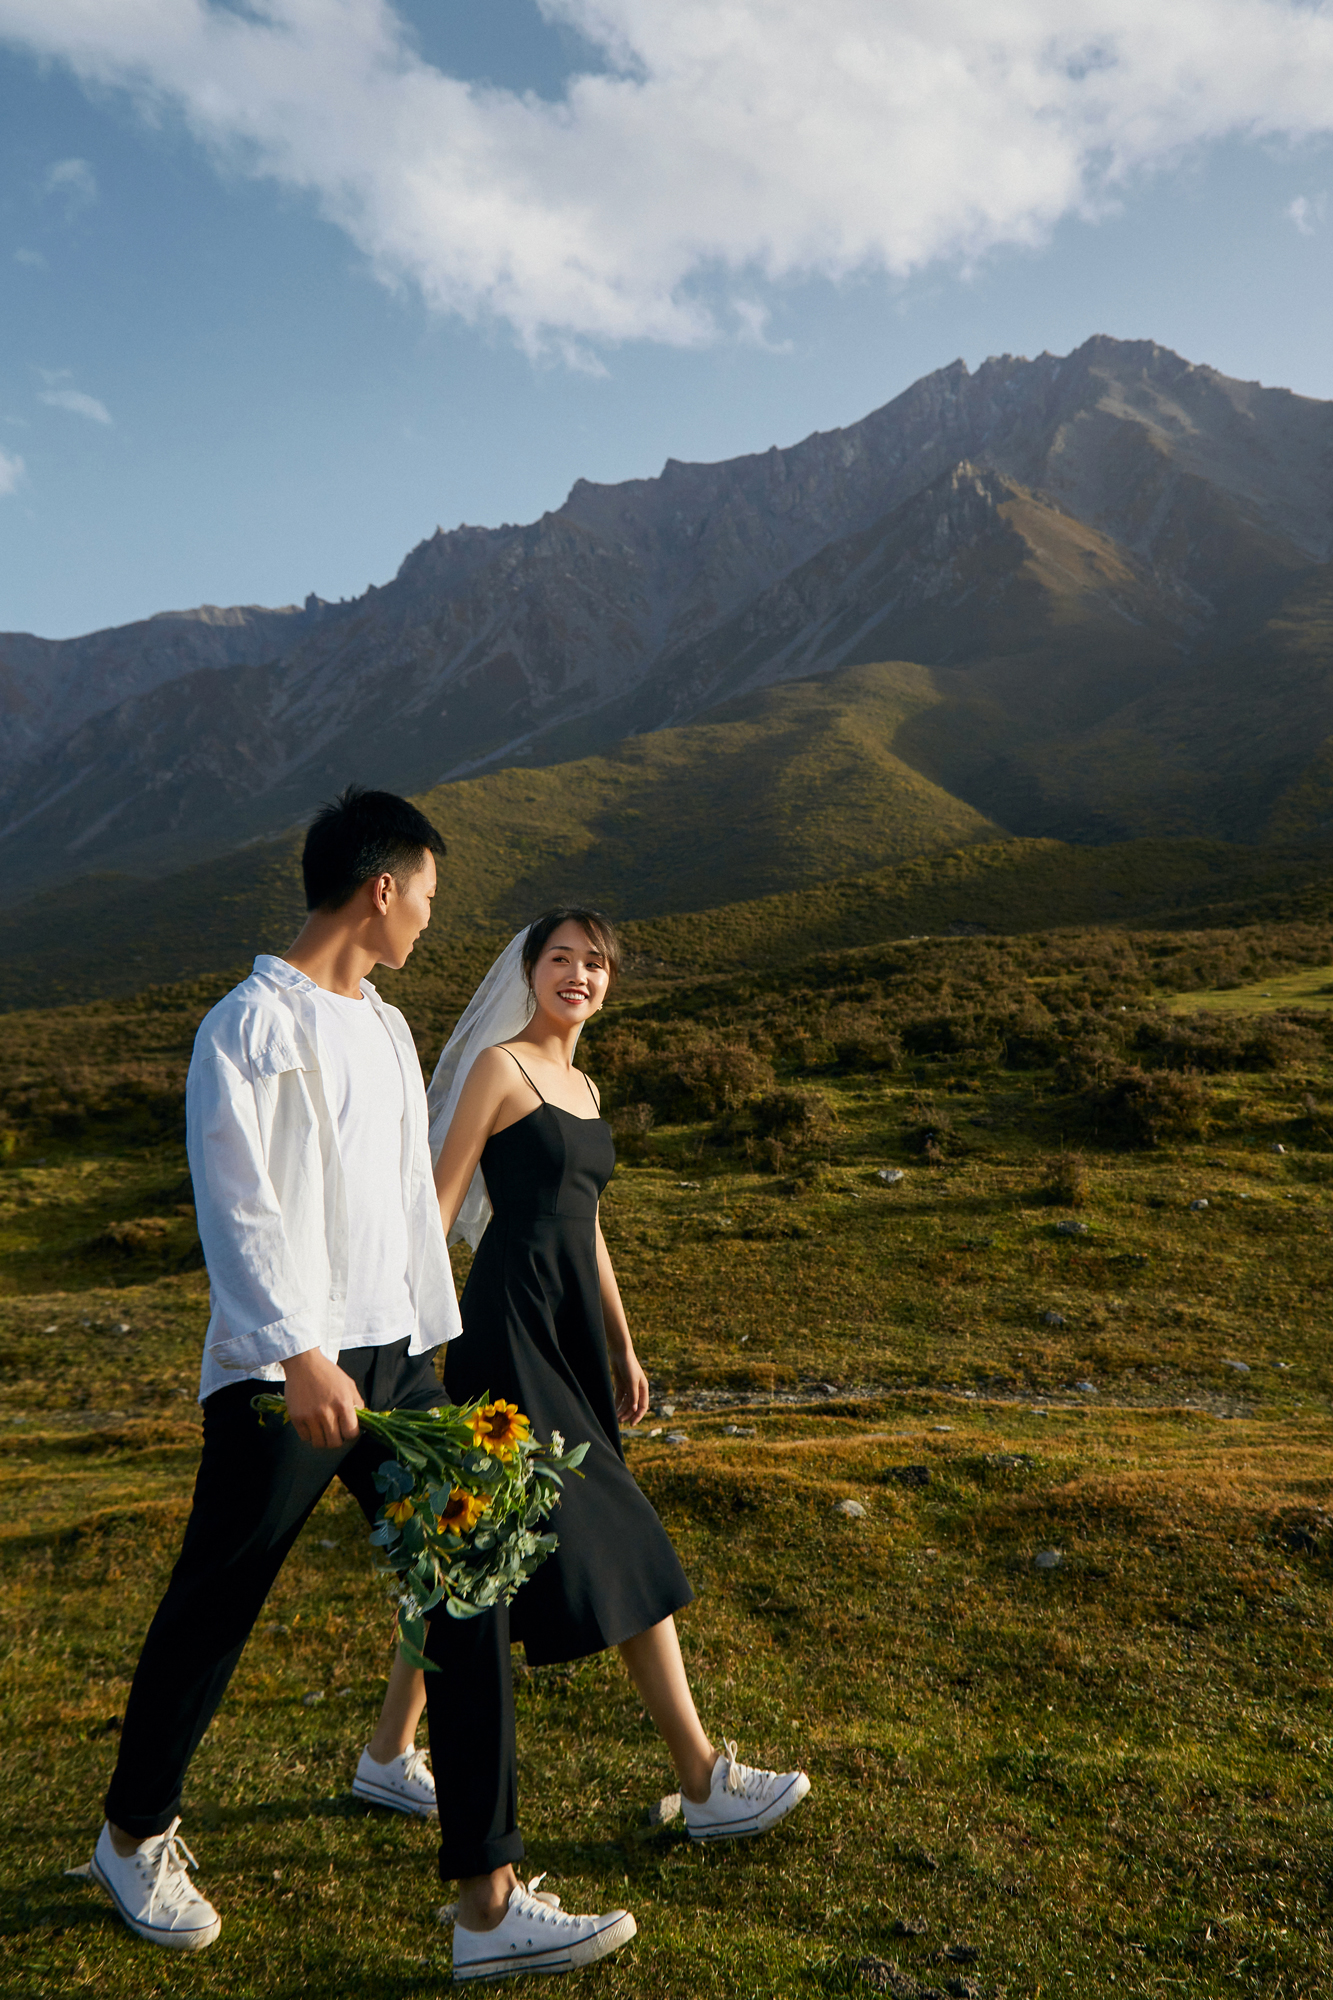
[187,1047,322,1374]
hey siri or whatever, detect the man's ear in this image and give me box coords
[371,871,394,915]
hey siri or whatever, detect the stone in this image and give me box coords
[1055,1219,1089,1236]
[114,1322,131,1334]
[649,1427,663,1437]
[1271,1143,1286,1154]
[931,1425,953,1433]
[888,1465,931,1488]
[660,1403,677,1416]
[1074,1380,1097,1392]
[677,1180,701,1189]
[1222,1358,1251,1373]
[835,1498,868,1518]
[878,1168,906,1185]
[944,1945,980,1965]
[648,1791,681,1825]
[1041,1311,1067,1327]
[723,1424,757,1437]
[1189,1199,1209,1211]
[1034,1549,1063,1569]
[301,1690,324,1706]
[665,1430,689,1444]
[317,1538,337,1549]
[891,1919,928,1938]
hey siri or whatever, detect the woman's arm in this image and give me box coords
[432,1046,527,1234]
[596,1215,651,1426]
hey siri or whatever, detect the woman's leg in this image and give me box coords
[618,1616,717,1803]
[366,1651,427,1764]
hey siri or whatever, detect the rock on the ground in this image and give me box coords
[1034,1549,1063,1569]
[878,1169,906,1185]
[835,1498,868,1518]
[1041,1310,1067,1327]
[1055,1219,1089,1236]
[1222,1358,1251,1373]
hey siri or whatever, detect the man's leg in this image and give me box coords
[423,1600,523,1888]
[104,1379,353,1839]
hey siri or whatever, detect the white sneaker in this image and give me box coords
[680,1740,812,1841]
[451,1874,636,1982]
[352,1745,438,1818]
[89,1819,222,1951]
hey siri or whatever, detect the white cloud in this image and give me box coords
[39,387,113,423]
[2,2,1333,352]
[13,246,47,267]
[42,154,98,213]
[0,447,25,496]
[1288,192,1326,233]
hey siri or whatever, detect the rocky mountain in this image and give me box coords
[4,334,1333,900]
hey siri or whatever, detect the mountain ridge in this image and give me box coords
[4,334,1333,900]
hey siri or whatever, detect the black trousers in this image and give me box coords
[104,1338,525,1881]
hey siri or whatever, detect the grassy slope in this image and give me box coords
[3,938,1333,1996]
[0,662,1000,1012]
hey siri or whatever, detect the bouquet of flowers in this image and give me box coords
[253,1393,587,1669]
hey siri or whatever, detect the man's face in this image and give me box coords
[375,850,437,969]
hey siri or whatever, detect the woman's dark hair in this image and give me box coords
[521,907,622,988]
[302,784,446,911]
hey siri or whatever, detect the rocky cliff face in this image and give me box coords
[3,335,1333,895]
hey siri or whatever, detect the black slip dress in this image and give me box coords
[443,1050,693,1666]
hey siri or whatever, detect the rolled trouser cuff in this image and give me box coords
[101,1788,182,1841]
[437,1828,526,1883]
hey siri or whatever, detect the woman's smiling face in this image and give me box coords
[529,920,612,1027]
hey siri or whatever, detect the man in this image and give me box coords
[91,784,459,1948]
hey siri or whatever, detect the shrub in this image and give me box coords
[1039,1152,1091,1207]
[593,1025,775,1120]
[1080,1065,1211,1147]
[902,1106,958,1163]
[752,1088,836,1149]
[820,1005,902,1071]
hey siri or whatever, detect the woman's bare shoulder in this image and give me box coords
[468,1044,520,1087]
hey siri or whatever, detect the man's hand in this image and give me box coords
[280,1348,363,1449]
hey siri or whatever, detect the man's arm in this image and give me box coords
[187,1047,361,1445]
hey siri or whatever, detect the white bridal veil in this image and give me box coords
[426,924,588,1250]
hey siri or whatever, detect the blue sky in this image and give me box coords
[2,0,1333,639]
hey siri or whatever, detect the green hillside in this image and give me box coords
[5,653,1333,1019]
[0,662,999,1011]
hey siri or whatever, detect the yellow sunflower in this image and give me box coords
[383,1497,415,1526]
[470,1400,531,1460]
[439,1487,490,1537]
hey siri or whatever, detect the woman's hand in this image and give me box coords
[610,1345,651,1427]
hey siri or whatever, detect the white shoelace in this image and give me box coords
[511,1875,582,1929]
[138,1818,202,1923]
[721,1739,781,1805]
[397,1746,433,1790]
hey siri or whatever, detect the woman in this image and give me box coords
[418,906,810,1982]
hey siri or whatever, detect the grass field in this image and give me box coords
[3,933,1333,1998]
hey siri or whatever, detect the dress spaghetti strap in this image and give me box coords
[579,1069,600,1112]
[501,1047,546,1104]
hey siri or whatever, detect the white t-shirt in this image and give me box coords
[312,988,416,1348]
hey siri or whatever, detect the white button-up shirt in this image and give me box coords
[187,954,461,1401]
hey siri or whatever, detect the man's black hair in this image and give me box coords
[302,784,446,912]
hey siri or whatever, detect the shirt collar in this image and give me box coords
[252,954,382,1006]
